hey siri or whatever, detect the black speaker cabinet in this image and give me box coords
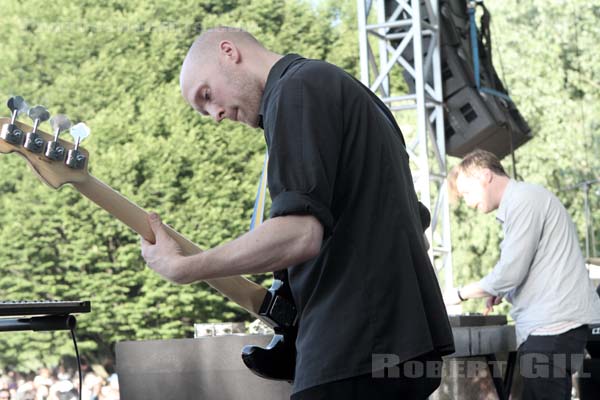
[445,86,531,159]
[442,45,474,98]
[440,0,470,48]
[403,43,476,100]
[445,86,498,156]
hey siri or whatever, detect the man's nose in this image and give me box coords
[208,105,225,123]
[466,199,477,208]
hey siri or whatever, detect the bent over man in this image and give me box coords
[141,27,454,399]
[446,149,600,400]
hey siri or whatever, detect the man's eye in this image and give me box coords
[204,91,210,101]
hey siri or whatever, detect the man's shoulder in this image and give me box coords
[506,181,556,218]
[266,58,351,112]
[279,57,351,91]
[287,57,342,75]
[510,181,552,202]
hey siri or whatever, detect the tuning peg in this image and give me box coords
[1,96,30,145]
[23,105,50,153]
[65,122,90,169]
[7,96,30,120]
[44,114,72,161]
[28,105,50,126]
[50,114,72,140]
[69,122,90,150]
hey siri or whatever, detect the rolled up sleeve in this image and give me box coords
[270,191,334,233]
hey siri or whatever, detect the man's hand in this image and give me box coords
[484,296,503,316]
[444,282,495,307]
[443,288,462,306]
[140,213,189,284]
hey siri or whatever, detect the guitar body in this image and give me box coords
[242,331,296,381]
[242,272,298,381]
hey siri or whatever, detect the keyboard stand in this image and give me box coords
[0,314,76,332]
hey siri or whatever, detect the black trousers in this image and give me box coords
[518,325,588,400]
[290,351,443,400]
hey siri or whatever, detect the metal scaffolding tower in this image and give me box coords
[357,0,453,290]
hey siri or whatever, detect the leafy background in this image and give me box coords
[0,0,597,370]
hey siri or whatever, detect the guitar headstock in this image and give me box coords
[0,96,90,189]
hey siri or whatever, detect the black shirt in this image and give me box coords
[259,54,454,393]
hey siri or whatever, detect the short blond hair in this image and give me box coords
[448,149,508,203]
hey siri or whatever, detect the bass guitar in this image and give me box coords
[0,96,297,381]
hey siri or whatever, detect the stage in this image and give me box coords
[116,324,518,400]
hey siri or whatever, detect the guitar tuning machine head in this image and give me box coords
[1,96,30,145]
[45,115,72,161]
[65,150,87,169]
[65,123,90,169]
[23,105,50,153]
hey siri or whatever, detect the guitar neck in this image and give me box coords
[72,175,267,318]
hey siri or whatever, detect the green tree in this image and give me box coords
[0,0,352,369]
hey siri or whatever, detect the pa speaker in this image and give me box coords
[403,45,474,99]
[445,86,531,159]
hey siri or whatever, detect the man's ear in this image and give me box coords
[218,40,241,63]
[480,168,493,185]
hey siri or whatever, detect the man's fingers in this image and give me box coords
[147,212,166,241]
[483,296,494,316]
[148,212,161,227]
[140,236,151,256]
[140,236,151,246]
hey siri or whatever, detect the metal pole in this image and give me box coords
[357,0,370,85]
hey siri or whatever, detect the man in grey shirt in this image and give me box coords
[444,149,600,399]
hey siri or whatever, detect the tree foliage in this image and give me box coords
[0,0,597,369]
[0,0,350,369]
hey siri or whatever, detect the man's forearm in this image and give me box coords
[444,281,495,306]
[459,282,493,300]
[175,214,323,283]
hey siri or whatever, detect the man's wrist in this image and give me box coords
[457,288,466,302]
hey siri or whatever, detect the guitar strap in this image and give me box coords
[250,150,290,285]
[249,149,269,231]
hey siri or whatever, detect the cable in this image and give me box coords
[70,326,82,400]
[468,1,512,102]
[508,123,518,180]
[468,0,521,172]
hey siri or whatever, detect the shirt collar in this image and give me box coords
[258,54,304,129]
[496,179,515,223]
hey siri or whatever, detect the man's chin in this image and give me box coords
[242,116,261,129]
[479,205,494,214]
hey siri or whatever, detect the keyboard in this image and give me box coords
[0,300,91,317]
[448,314,507,327]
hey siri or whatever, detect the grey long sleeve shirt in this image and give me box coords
[479,180,600,346]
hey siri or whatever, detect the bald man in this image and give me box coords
[141,27,454,399]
